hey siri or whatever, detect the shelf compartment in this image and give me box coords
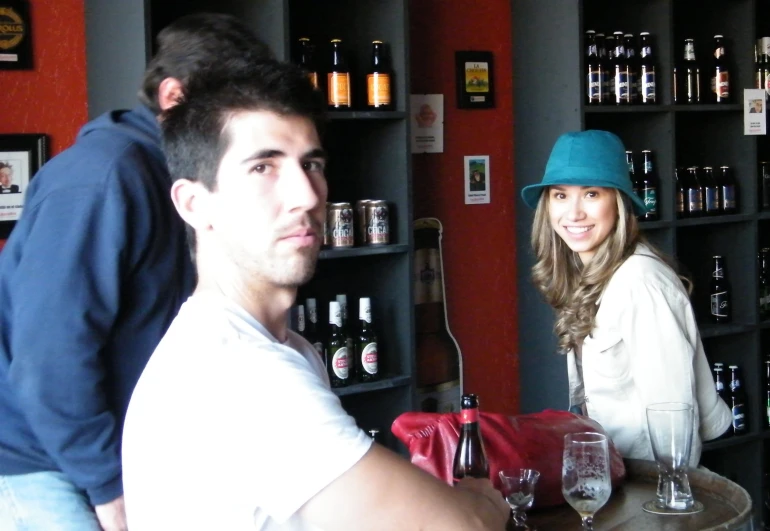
[320,244,409,260]
[675,214,754,227]
[332,373,411,397]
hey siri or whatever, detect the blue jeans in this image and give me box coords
[0,471,101,530]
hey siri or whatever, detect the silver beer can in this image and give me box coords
[327,202,354,248]
[365,200,390,245]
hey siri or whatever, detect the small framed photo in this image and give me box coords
[455,51,495,109]
[0,133,47,238]
[464,155,490,204]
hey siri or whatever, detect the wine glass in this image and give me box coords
[498,468,540,529]
[562,432,612,530]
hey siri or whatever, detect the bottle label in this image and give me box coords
[641,46,651,57]
[715,47,725,59]
[308,304,317,324]
[587,69,601,102]
[722,185,736,209]
[643,187,657,213]
[332,347,349,379]
[687,188,703,212]
[460,407,479,424]
[715,71,729,97]
[732,405,746,431]
[711,292,729,317]
[361,342,378,374]
[716,380,724,392]
[601,69,610,97]
[614,70,629,101]
[367,73,391,106]
[684,44,695,61]
[307,72,319,90]
[414,248,444,305]
[676,191,685,214]
[705,187,719,211]
[641,70,655,102]
[297,311,305,333]
[760,291,770,308]
[328,72,351,106]
[313,341,324,356]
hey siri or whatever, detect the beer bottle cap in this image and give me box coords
[714,34,724,39]
[625,150,633,154]
[713,255,723,258]
[596,33,605,37]
[703,166,713,170]
[640,31,650,36]
[614,31,623,36]
[729,365,738,369]
[720,165,730,169]
[330,38,342,43]
[624,33,633,38]
[642,149,651,153]
[586,30,596,34]
[299,37,310,42]
[372,40,383,44]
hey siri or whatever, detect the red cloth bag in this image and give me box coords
[391,409,626,508]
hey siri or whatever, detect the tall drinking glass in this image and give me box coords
[643,402,704,514]
[562,432,612,530]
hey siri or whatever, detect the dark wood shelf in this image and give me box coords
[758,211,770,220]
[699,322,755,339]
[638,219,671,230]
[584,104,669,113]
[327,111,407,120]
[332,374,412,397]
[675,213,753,228]
[319,244,409,260]
[703,433,758,452]
[671,104,742,113]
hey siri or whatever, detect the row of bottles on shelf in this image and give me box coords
[291,295,380,387]
[585,31,735,105]
[295,37,393,110]
[324,199,390,248]
[710,248,770,324]
[676,165,738,218]
[712,363,747,437]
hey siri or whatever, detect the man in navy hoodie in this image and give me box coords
[0,13,272,531]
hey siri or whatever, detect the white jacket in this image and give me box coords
[567,244,732,466]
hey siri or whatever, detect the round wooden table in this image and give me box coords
[524,459,753,530]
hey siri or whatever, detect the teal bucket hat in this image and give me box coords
[520,129,648,217]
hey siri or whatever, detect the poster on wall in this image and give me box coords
[0,1,32,70]
[410,94,444,153]
[0,134,47,238]
[464,155,490,204]
[744,88,767,135]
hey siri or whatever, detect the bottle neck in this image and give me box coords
[460,406,480,426]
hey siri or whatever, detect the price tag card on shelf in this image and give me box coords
[411,94,444,153]
[744,89,766,135]
[464,155,490,204]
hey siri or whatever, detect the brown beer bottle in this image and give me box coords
[367,40,392,110]
[414,218,462,413]
[327,39,351,110]
[712,35,730,103]
[297,37,319,90]
[452,394,489,483]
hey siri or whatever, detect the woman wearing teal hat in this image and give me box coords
[522,130,731,466]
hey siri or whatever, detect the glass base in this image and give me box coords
[642,499,704,515]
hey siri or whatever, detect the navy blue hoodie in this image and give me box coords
[0,105,195,504]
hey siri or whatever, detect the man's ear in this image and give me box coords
[158,77,184,111]
[170,179,213,233]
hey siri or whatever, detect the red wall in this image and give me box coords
[0,0,88,251]
[410,1,518,414]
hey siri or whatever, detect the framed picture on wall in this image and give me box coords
[0,134,47,238]
[0,1,33,70]
[455,51,495,109]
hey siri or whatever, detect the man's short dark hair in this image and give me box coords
[161,59,326,256]
[138,12,273,115]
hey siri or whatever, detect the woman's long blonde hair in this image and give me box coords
[530,187,688,354]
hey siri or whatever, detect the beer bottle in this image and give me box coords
[623,33,638,104]
[638,32,656,104]
[762,37,770,97]
[452,394,489,483]
[355,297,379,383]
[639,150,659,221]
[765,355,770,427]
[718,165,737,214]
[414,218,462,413]
[297,37,319,90]
[756,41,763,90]
[585,30,603,105]
[305,297,324,357]
[760,248,770,321]
[714,362,726,400]
[702,166,721,216]
[327,39,352,110]
[682,38,700,104]
[336,293,356,381]
[686,167,704,217]
[627,151,640,202]
[710,255,731,324]
[675,167,686,219]
[367,40,392,110]
[596,33,610,103]
[712,35,730,103]
[611,31,630,105]
[296,304,306,338]
[760,162,770,211]
[605,34,616,101]
[728,365,748,435]
[326,300,350,387]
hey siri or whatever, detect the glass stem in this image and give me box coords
[581,515,594,530]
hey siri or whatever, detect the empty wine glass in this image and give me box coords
[498,468,540,529]
[562,432,612,530]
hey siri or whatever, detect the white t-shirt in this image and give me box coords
[123,291,373,530]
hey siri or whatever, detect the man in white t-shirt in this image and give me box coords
[122,60,509,530]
